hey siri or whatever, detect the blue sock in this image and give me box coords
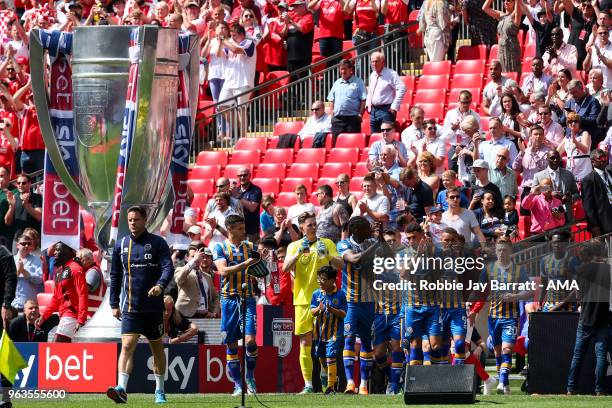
[500,353,512,386]
[495,355,502,374]
[226,348,241,387]
[360,344,374,382]
[390,351,404,391]
[343,337,356,383]
[409,347,423,365]
[423,349,431,365]
[453,339,466,365]
[245,343,258,379]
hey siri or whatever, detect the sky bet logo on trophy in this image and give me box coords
[30,26,200,341]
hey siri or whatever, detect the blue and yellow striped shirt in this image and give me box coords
[338,238,376,303]
[212,240,256,298]
[311,288,347,342]
[481,261,528,319]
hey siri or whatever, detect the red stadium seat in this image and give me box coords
[37,293,54,308]
[353,162,370,177]
[422,60,452,76]
[196,150,228,166]
[396,103,412,128]
[416,75,450,90]
[335,133,367,149]
[450,74,484,90]
[44,280,54,294]
[255,163,286,178]
[523,42,536,59]
[223,164,253,180]
[454,59,487,76]
[301,133,333,150]
[188,179,215,195]
[317,177,339,193]
[276,192,297,207]
[191,165,221,180]
[488,44,499,61]
[349,177,364,192]
[191,193,208,212]
[295,148,326,165]
[287,163,320,178]
[273,121,304,136]
[268,136,279,149]
[400,75,416,92]
[321,162,352,178]
[417,103,445,122]
[230,149,261,166]
[456,45,487,60]
[281,177,314,193]
[413,89,447,105]
[480,116,491,131]
[448,88,482,104]
[253,178,281,196]
[328,148,360,164]
[360,148,370,162]
[234,137,268,152]
[309,191,321,205]
[263,148,294,164]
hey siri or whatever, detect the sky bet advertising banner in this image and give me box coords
[11,343,280,393]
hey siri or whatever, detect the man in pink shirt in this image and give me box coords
[521,178,565,233]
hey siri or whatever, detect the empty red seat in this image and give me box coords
[196,150,228,166]
[349,177,364,192]
[255,163,286,178]
[230,149,261,166]
[417,75,450,90]
[457,45,487,61]
[521,58,534,76]
[413,89,447,105]
[400,75,416,92]
[317,177,339,193]
[191,193,208,212]
[223,164,253,179]
[234,137,268,152]
[37,293,54,308]
[422,60,452,76]
[287,163,320,178]
[450,74,484,90]
[253,178,281,196]
[281,177,314,194]
[353,162,370,177]
[301,133,333,150]
[263,148,294,164]
[273,121,304,136]
[448,88,482,104]
[416,103,445,122]
[191,165,222,180]
[295,148,326,165]
[454,59,487,75]
[328,148,359,164]
[276,192,297,207]
[488,44,499,61]
[320,162,352,178]
[188,179,215,195]
[396,103,412,128]
[360,148,370,162]
[523,42,536,59]
[44,280,54,294]
[335,133,367,149]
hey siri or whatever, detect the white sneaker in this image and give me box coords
[496,382,504,395]
[503,385,511,395]
[483,377,497,395]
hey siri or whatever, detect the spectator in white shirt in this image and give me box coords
[584,27,612,89]
[400,106,425,148]
[482,60,515,116]
[479,117,519,167]
[409,119,446,175]
[366,51,407,133]
[202,192,239,246]
[287,184,316,227]
[586,68,606,103]
[521,57,553,99]
[443,89,481,171]
[298,100,332,141]
[351,174,390,225]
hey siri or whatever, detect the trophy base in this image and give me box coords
[73,289,122,342]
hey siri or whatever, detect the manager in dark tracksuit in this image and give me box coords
[1,244,17,408]
[107,206,174,405]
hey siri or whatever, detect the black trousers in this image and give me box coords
[331,115,362,144]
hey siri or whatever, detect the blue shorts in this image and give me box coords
[403,305,441,340]
[373,313,401,346]
[441,308,467,339]
[344,302,374,344]
[221,296,257,344]
[121,311,164,341]
[488,316,518,346]
[315,336,343,358]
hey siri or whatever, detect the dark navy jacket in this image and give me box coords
[110,230,173,313]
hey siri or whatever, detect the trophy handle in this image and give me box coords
[29,29,88,208]
[186,34,201,126]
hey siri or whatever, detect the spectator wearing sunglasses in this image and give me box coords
[299,100,332,141]
[4,173,42,244]
[11,234,43,312]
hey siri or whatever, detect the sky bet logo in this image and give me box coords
[13,343,117,392]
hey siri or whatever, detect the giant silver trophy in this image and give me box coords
[30,26,200,341]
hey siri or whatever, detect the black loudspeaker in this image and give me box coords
[404,365,477,404]
[528,311,611,394]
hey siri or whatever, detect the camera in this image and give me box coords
[551,206,565,214]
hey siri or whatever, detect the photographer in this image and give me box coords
[174,243,219,318]
[520,177,566,234]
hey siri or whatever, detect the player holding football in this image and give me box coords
[212,214,260,396]
[337,216,379,395]
[107,206,174,404]
[283,212,343,394]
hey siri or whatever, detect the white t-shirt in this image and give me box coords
[591,42,612,89]
[205,207,238,246]
[287,202,316,226]
[223,38,256,89]
[441,209,479,243]
[351,193,390,224]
